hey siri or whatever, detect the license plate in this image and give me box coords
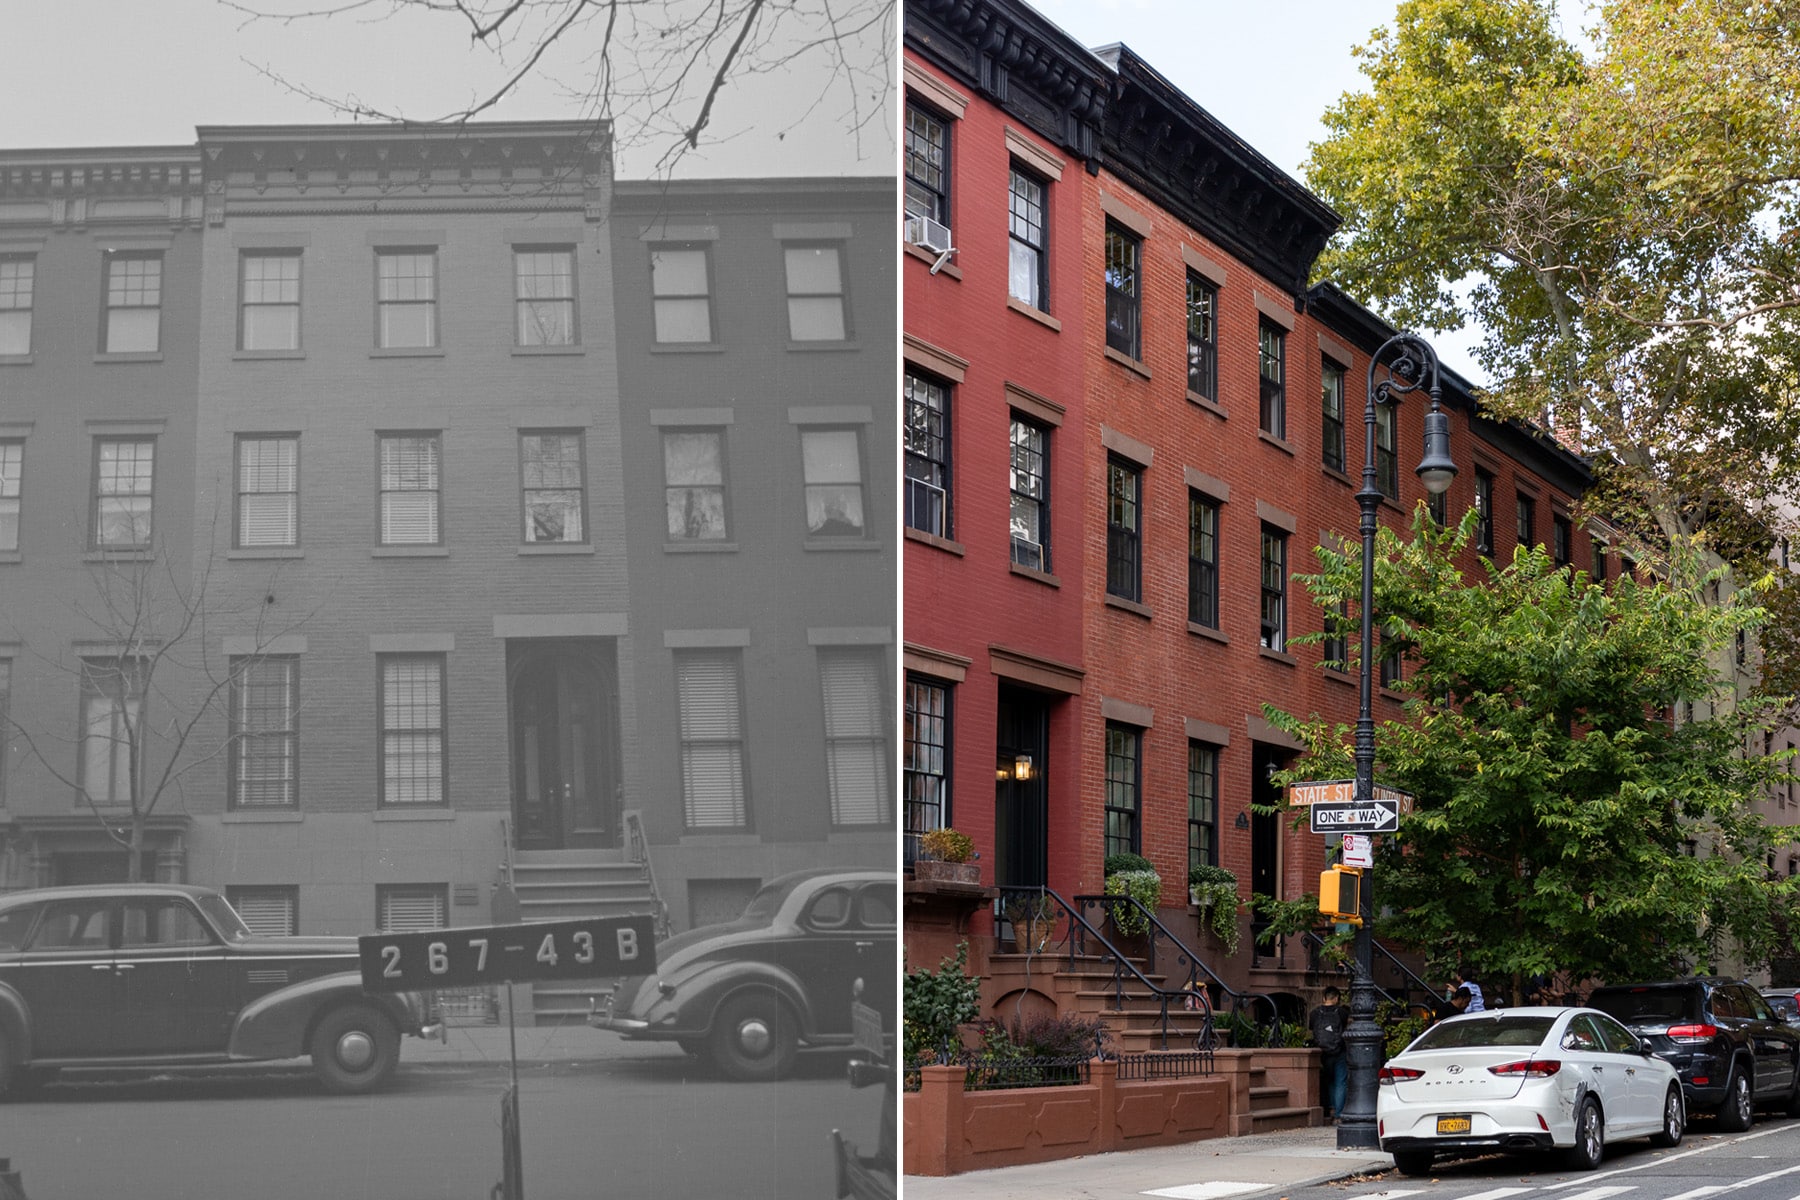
[1436,1115,1472,1135]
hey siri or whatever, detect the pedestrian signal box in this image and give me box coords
[1319,865,1362,925]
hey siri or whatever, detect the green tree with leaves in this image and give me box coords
[1265,509,1796,1001]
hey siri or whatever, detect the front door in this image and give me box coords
[994,688,1048,891]
[509,640,621,849]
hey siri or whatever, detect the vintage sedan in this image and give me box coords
[590,867,895,1081]
[0,883,442,1096]
[1379,1007,1685,1176]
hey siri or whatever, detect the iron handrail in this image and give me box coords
[1298,927,1441,1018]
[622,809,673,939]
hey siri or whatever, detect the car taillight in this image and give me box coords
[1379,1066,1423,1084]
[1489,1059,1561,1078]
[1666,1024,1718,1043]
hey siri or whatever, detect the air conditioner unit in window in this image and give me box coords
[904,213,955,256]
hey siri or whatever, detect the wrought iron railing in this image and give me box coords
[1297,927,1442,1020]
[623,809,672,940]
[1114,1050,1214,1080]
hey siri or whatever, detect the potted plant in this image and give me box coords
[1188,864,1241,955]
[1102,852,1161,938]
[1004,891,1059,953]
[914,827,980,885]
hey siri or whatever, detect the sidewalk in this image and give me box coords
[900,1125,1397,1200]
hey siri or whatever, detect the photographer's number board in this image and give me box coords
[358,914,659,992]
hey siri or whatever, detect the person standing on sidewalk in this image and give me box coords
[1309,986,1347,1122]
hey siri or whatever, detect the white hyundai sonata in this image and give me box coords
[1378,1006,1685,1176]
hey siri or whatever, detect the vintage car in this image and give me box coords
[0,883,442,1096]
[830,978,896,1200]
[589,867,895,1081]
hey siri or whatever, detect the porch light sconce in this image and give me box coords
[1234,811,1250,830]
[997,755,1034,782]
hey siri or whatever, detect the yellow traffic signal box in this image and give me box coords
[1319,865,1362,924]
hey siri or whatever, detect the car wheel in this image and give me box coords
[1565,1097,1604,1170]
[1650,1084,1685,1147]
[309,1003,401,1094]
[1391,1150,1435,1177]
[708,991,798,1083]
[1716,1067,1754,1132]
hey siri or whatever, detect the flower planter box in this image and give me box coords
[913,860,981,886]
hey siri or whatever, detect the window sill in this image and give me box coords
[803,537,882,552]
[1104,593,1152,619]
[370,347,445,358]
[372,545,449,557]
[650,342,726,354]
[232,350,305,361]
[1006,296,1061,331]
[1380,495,1405,515]
[1103,345,1151,380]
[0,354,33,367]
[786,340,860,353]
[664,540,739,554]
[1258,431,1295,456]
[678,832,759,846]
[1188,391,1226,419]
[228,547,302,560]
[1010,562,1059,587]
[1188,622,1228,645]
[82,548,152,562]
[1260,647,1298,666]
[906,527,965,556]
[519,543,594,556]
[222,811,303,823]
[1380,686,1407,703]
[373,808,457,821]
[512,345,585,356]
[94,352,163,364]
[1321,464,1355,489]
[904,241,962,280]
[1323,668,1355,688]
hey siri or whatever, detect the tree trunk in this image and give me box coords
[128,818,145,883]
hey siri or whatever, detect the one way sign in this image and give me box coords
[1309,799,1401,834]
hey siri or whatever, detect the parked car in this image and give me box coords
[589,867,896,1081]
[1761,987,1800,1027]
[1586,977,1800,1130]
[830,978,896,1200]
[0,883,442,1096]
[1378,1006,1684,1176]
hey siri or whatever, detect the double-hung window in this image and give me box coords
[1323,599,1350,671]
[1260,525,1288,652]
[676,651,748,830]
[1321,359,1346,472]
[236,436,299,548]
[1106,456,1141,602]
[1187,273,1217,400]
[903,372,950,538]
[0,439,20,552]
[1258,320,1286,439]
[514,248,576,346]
[1553,515,1572,567]
[229,657,298,809]
[227,886,298,937]
[1189,492,1219,628]
[103,252,161,353]
[377,885,447,933]
[1375,401,1398,499]
[784,244,848,341]
[1189,741,1220,869]
[1517,493,1536,548]
[1007,166,1047,310]
[1591,535,1607,582]
[1474,470,1495,553]
[0,255,34,354]
[375,250,437,349]
[1104,722,1141,857]
[1010,417,1048,571]
[801,429,865,538]
[650,245,712,343]
[378,434,442,545]
[93,438,155,549]
[903,676,950,864]
[1379,628,1404,690]
[80,657,145,805]
[520,432,586,544]
[378,654,445,806]
[819,649,890,827]
[1104,224,1140,360]
[240,253,301,351]
[903,104,950,226]
[663,430,728,542]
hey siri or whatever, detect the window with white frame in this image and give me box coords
[663,429,728,542]
[378,434,442,545]
[377,884,447,932]
[0,439,19,552]
[80,657,145,805]
[376,250,437,348]
[240,253,301,351]
[819,649,890,826]
[676,651,748,829]
[0,255,34,355]
[515,248,576,346]
[649,245,712,343]
[229,657,298,809]
[520,432,586,543]
[93,438,155,549]
[378,654,445,806]
[227,886,298,937]
[103,252,162,353]
[903,676,949,863]
[904,372,949,538]
[236,436,299,548]
[785,245,848,341]
[800,429,865,538]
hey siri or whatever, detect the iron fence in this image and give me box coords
[1112,1049,1215,1080]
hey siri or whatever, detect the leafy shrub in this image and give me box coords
[1188,865,1241,954]
[1007,1010,1109,1059]
[1103,852,1154,877]
[918,827,975,863]
[1188,863,1237,889]
[903,941,981,1066]
[1104,869,1162,935]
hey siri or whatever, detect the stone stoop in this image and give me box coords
[1246,1063,1317,1134]
[508,851,658,1025]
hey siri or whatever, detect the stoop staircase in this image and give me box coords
[509,849,663,1024]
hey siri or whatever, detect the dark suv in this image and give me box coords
[1587,978,1800,1130]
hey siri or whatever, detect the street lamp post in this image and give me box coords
[1338,333,1456,1151]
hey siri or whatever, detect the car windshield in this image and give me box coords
[196,893,253,942]
[1409,1016,1555,1050]
[1589,989,1690,1023]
